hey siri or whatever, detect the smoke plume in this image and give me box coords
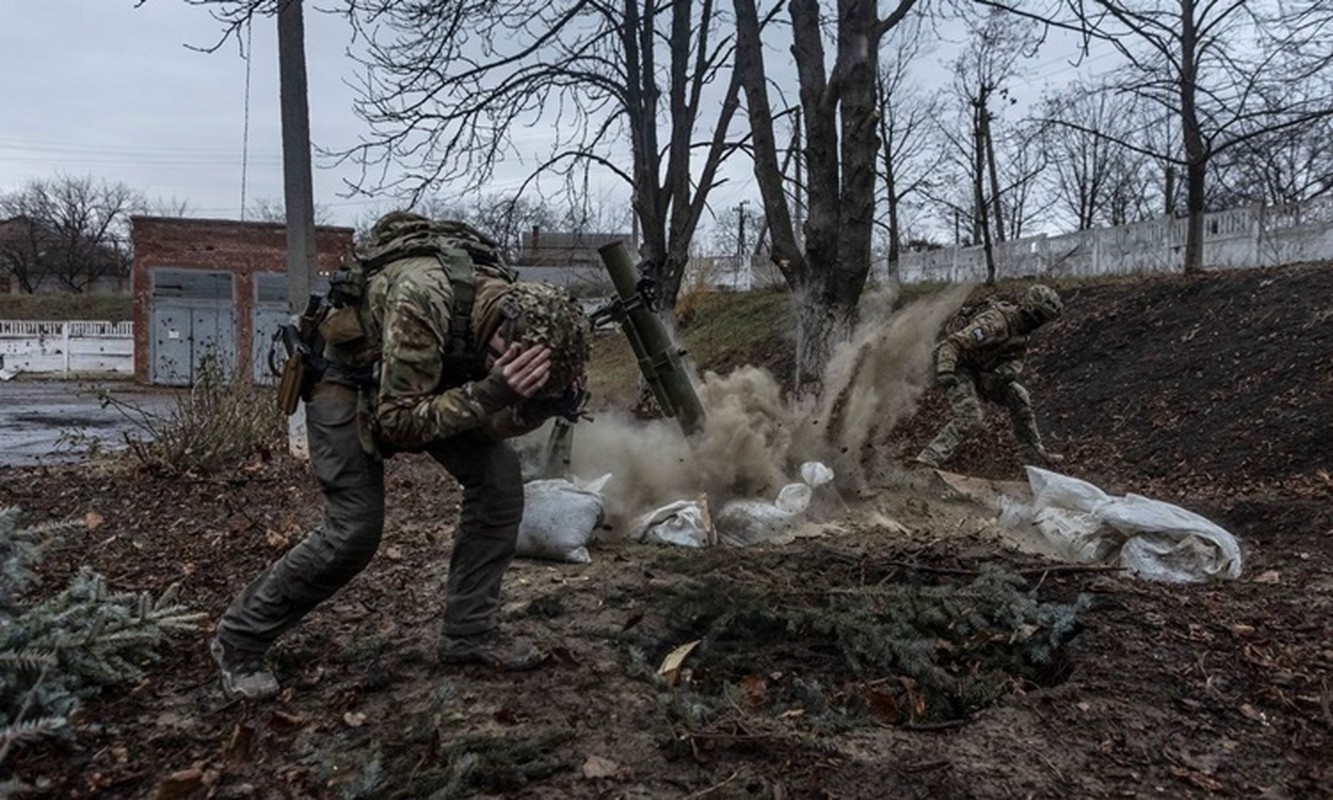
[571,285,972,521]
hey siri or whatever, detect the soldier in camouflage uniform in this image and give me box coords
[211,212,591,700]
[914,284,1063,470]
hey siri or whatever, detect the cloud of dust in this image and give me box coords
[571,284,972,521]
[570,366,796,523]
[793,284,973,486]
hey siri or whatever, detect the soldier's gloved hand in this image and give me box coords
[520,384,589,424]
[471,344,552,413]
[936,372,959,389]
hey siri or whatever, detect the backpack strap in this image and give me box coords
[439,245,475,359]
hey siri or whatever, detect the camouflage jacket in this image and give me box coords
[325,254,536,450]
[936,302,1032,380]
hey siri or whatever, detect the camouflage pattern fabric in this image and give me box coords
[918,300,1053,467]
[917,373,1045,466]
[340,255,503,451]
[476,281,591,400]
[355,212,511,275]
[935,302,1031,379]
[322,216,590,451]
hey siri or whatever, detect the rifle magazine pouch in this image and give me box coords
[319,306,381,370]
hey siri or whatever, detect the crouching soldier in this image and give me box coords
[211,211,590,700]
[915,284,1063,471]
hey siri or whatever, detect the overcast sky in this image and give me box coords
[1,1,1113,236]
[1,1,412,227]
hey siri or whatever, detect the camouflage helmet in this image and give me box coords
[1022,284,1063,323]
[488,282,591,399]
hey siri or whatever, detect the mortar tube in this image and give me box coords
[597,241,706,435]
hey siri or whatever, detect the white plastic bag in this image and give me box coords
[1024,467,1242,582]
[516,474,611,564]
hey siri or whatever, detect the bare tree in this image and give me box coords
[0,176,143,293]
[950,7,1041,282]
[877,19,947,271]
[734,0,921,387]
[996,0,1333,273]
[1210,76,1333,207]
[708,202,765,260]
[996,119,1053,240]
[328,0,742,312]
[1040,85,1160,229]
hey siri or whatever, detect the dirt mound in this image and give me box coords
[1,264,1330,798]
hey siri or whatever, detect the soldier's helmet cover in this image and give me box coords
[485,282,591,399]
[1022,284,1063,323]
[368,210,431,243]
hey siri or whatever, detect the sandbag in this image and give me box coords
[516,474,610,564]
[1024,467,1242,583]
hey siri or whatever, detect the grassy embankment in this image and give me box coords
[0,293,133,321]
[584,273,1117,404]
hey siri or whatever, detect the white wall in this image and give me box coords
[0,320,133,377]
[886,197,1333,284]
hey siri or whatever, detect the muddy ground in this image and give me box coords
[1,264,1330,798]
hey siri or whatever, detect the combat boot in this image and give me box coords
[438,629,545,671]
[210,637,279,701]
[912,451,943,470]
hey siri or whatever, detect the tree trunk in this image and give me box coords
[981,93,1006,243]
[1179,0,1205,274]
[832,0,878,308]
[972,99,996,284]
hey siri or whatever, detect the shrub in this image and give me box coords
[101,354,286,475]
[0,507,204,777]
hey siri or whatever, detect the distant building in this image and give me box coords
[131,216,353,386]
[511,226,626,296]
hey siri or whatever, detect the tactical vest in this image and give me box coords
[941,295,1013,339]
[319,220,517,384]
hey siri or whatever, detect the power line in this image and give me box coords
[241,19,255,221]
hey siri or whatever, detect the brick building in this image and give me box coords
[131,216,353,386]
[512,226,625,296]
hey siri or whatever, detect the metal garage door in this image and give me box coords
[149,269,236,386]
[252,273,291,385]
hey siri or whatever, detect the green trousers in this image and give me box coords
[918,371,1044,467]
[218,381,524,655]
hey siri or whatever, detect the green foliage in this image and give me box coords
[384,729,572,799]
[99,355,285,474]
[0,507,204,767]
[654,564,1089,725]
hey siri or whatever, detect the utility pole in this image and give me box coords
[278,0,316,456]
[736,200,748,291]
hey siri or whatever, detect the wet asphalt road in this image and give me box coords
[0,380,179,468]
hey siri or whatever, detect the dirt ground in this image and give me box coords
[1,264,1330,799]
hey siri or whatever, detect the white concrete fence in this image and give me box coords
[0,320,134,378]
[885,197,1333,284]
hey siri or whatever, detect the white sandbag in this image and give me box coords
[716,461,835,547]
[800,461,835,488]
[631,499,715,548]
[715,498,803,547]
[775,483,813,513]
[516,474,611,564]
[1024,467,1242,582]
